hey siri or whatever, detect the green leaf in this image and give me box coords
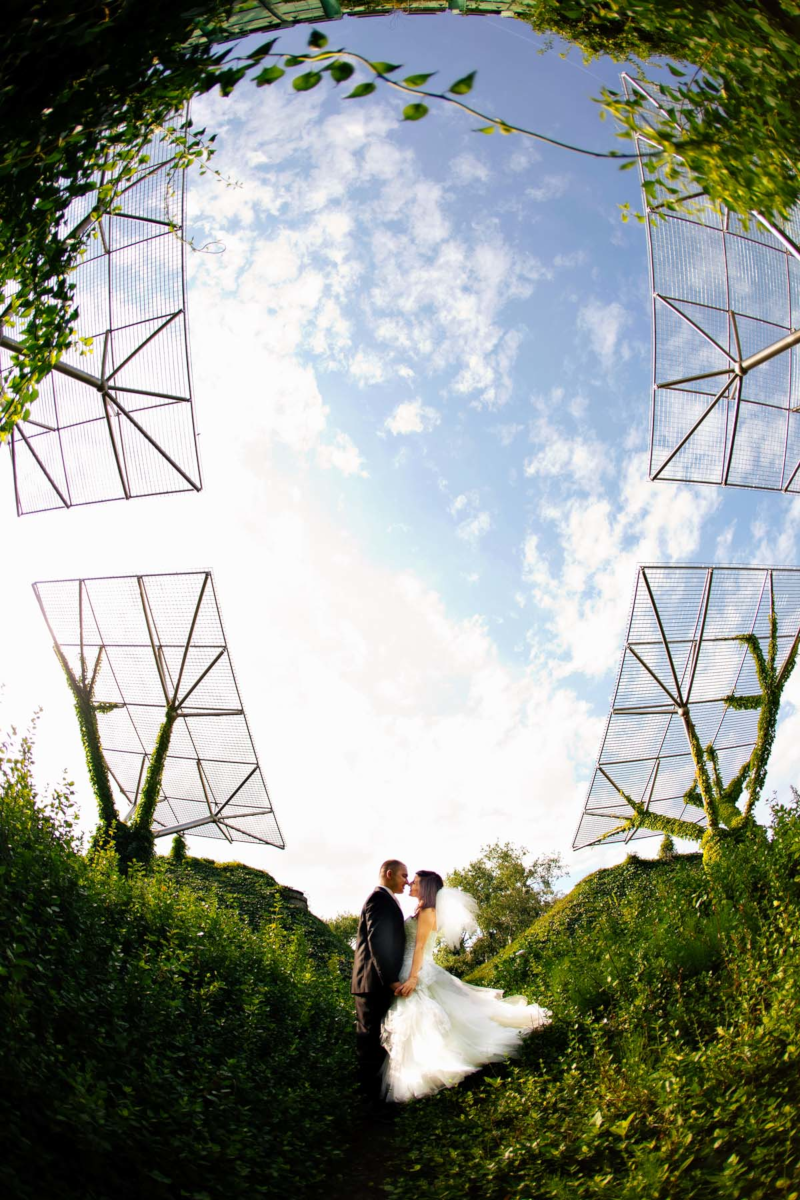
[283,56,305,68]
[293,71,322,92]
[402,103,429,121]
[369,62,402,76]
[344,82,377,99]
[403,72,436,88]
[611,1114,636,1138]
[248,38,278,63]
[449,71,476,96]
[217,67,247,97]
[308,29,328,49]
[474,125,495,135]
[666,63,686,77]
[254,66,286,87]
[328,60,355,84]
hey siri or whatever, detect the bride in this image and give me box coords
[381,869,550,1103]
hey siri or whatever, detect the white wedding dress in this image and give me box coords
[380,891,551,1103]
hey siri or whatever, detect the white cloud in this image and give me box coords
[577,299,631,369]
[457,511,493,545]
[317,432,368,478]
[385,398,441,435]
[522,450,720,676]
[523,413,611,490]
[450,491,476,517]
[349,349,387,386]
[554,250,588,269]
[450,153,490,186]
[492,422,525,447]
[526,174,569,203]
[506,146,541,173]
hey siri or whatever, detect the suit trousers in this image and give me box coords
[354,990,394,1102]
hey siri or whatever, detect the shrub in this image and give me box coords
[387,805,800,1199]
[0,725,356,1200]
[164,855,353,970]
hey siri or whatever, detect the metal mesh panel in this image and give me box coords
[2,118,201,515]
[574,564,800,850]
[206,0,525,46]
[621,75,800,493]
[33,572,283,848]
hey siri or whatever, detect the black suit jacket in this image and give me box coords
[351,887,405,996]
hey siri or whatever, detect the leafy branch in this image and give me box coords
[245,30,647,161]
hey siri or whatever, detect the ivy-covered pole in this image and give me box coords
[598,606,799,869]
[54,645,121,837]
[53,642,181,872]
[725,613,800,824]
[125,706,178,867]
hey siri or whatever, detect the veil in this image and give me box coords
[435,886,480,949]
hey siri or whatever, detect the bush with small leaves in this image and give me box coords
[0,723,357,1200]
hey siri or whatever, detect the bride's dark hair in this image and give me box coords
[414,870,444,915]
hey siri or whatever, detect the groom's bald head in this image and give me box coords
[379,860,408,893]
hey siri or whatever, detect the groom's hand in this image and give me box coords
[396,975,418,997]
[390,981,403,995]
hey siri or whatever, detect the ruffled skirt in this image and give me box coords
[380,963,550,1102]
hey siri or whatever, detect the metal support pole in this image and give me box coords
[13,425,71,508]
[171,573,209,706]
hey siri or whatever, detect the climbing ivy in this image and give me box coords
[6,3,800,438]
[53,643,178,871]
[599,605,800,868]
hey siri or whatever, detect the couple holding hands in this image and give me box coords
[351,859,550,1109]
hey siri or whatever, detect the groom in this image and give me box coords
[351,859,408,1105]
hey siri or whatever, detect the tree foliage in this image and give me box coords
[520,0,800,222]
[326,911,359,945]
[0,0,238,437]
[440,841,563,975]
[4,2,800,440]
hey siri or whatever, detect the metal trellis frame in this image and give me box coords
[33,571,283,848]
[2,118,202,515]
[573,564,800,850]
[624,74,800,493]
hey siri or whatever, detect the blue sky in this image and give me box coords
[2,12,800,916]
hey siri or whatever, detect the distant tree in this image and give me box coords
[658,833,676,861]
[440,841,563,976]
[327,912,359,947]
[170,832,189,864]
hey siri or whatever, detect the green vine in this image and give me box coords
[127,706,178,865]
[54,645,179,872]
[599,604,799,870]
[55,646,120,834]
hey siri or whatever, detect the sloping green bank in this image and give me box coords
[389,824,800,1199]
[0,733,356,1200]
[163,855,352,969]
[467,852,705,999]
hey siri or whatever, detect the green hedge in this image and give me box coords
[388,820,800,1199]
[0,729,356,1200]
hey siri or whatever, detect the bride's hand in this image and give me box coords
[397,974,418,997]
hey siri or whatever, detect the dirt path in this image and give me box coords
[327,1111,398,1200]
